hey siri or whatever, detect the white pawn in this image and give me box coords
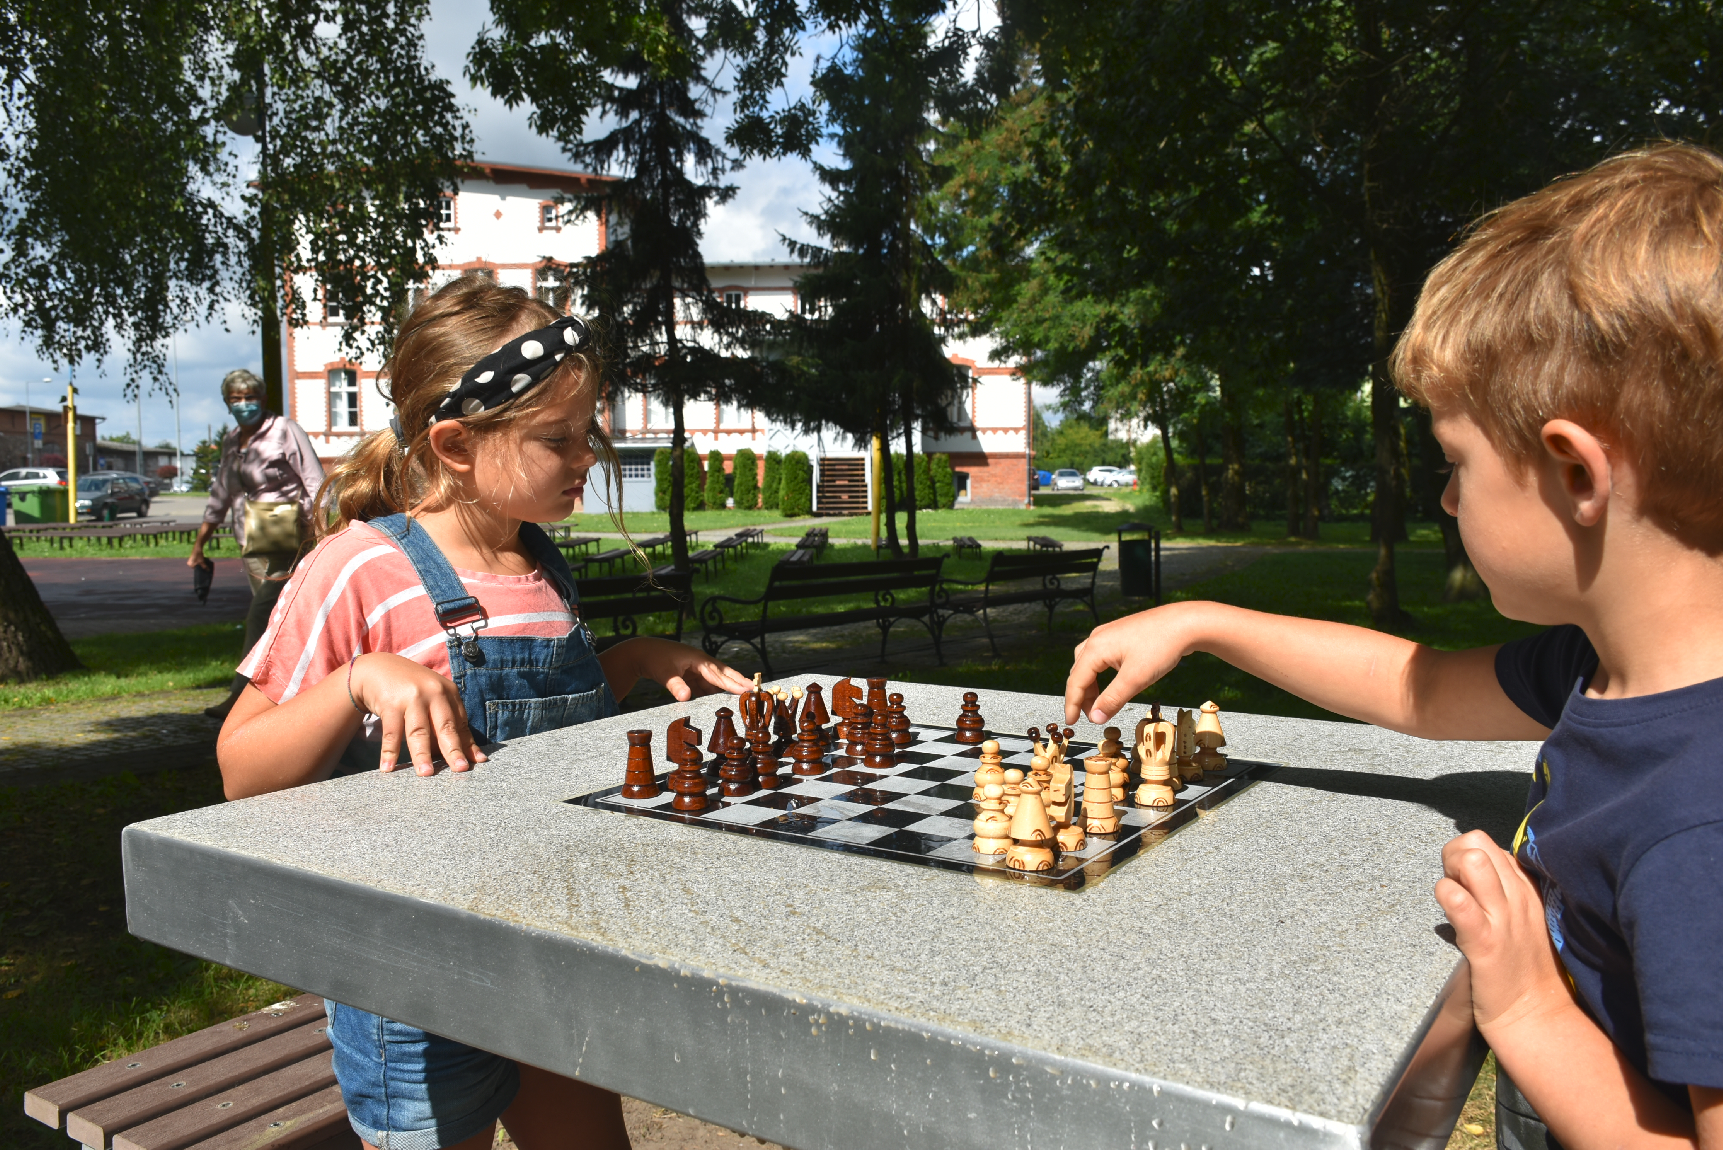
[972,783,1012,855]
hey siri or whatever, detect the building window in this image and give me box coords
[797,292,822,317]
[408,286,428,314]
[723,290,743,309]
[324,288,346,324]
[619,456,653,480]
[720,400,749,427]
[467,267,494,281]
[535,274,567,312]
[329,369,360,431]
[540,203,560,229]
[437,195,455,228]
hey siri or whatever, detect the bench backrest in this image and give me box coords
[984,547,1106,583]
[576,571,693,622]
[765,556,944,605]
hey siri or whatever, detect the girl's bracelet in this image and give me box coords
[346,652,364,714]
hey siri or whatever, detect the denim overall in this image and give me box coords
[327,514,616,1150]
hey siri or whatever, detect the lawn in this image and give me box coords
[0,623,244,710]
[6,534,237,560]
[558,507,801,535]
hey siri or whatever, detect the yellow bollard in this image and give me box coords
[63,384,78,524]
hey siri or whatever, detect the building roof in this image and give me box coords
[461,162,617,195]
[0,404,104,419]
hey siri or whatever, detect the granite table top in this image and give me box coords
[122,678,1536,1150]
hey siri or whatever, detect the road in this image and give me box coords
[22,556,251,638]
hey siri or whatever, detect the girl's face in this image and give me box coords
[466,379,600,525]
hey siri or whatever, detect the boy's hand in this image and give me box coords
[603,637,751,703]
[1435,830,1574,1039]
[349,652,488,776]
[1065,604,1194,724]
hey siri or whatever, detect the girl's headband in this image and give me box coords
[429,314,593,426]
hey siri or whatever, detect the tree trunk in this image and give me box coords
[1219,382,1248,531]
[901,386,919,558]
[1284,393,1299,538]
[1154,408,1181,533]
[1411,406,1485,600]
[880,408,903,558]
[1194,415,1213,533]
[1303,391,1322,539]
[669,392,689,571]
[0,531,81,682]
[255,72,285,417]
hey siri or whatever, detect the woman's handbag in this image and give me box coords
[241,500,303,558]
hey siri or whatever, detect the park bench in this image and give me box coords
[950,535,981,558]
[1025,535,1063,551]
[778,548,817,565]
[553,533,599,558]
[795,527,829,552]
[700,555,946,674]
[935,547,1108,655]
[577,569,694,649]
[23,992,358,1150]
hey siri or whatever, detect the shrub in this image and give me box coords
[780,451,812,517]
[931,454,955,508]
[762,450,783,509]
[731,448,759,511]
[914,454,935,509]
[653,448,672,511]
[704,449,728,509]
[1134,441,1164,508]
[683,447,705,511]
[890,454,904,506]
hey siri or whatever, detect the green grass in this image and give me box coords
[9,535,233,560]
[560,508,804,535]
[0,623,243,710]
[899,546,1541,721]
[0,769,294,1150]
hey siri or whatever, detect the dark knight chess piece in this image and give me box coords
[954,691,985,744]
[666,719,709,812]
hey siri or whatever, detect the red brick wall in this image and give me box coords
[948,451,1028,507]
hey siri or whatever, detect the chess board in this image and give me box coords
[570,724,1278,889]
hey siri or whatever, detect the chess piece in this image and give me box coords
[1135,719,1177,807]
[1002,768,1025,816]
[972,739,1005,800]
[1194,700,1228,771]
[791,712,827,775]
[1056,820,1086,853]
[887,692,913,749]
[1082,755,1120,833]
[863,709,896,770]
[1045,760,1076,827]
[773,688,799,745]
[1027,726,1046,758]
[709,708,741,760]
[866,676,889,718]
[1174,708,1203,783]
[1028,753,1052,793]
[622,729,659,798]
[752,725,783,789]
[1098,725,1124,760]
[846,704,873,758]
[719,728,757,796]
[666,719,708,811]
[1005,779,1055,871]
[831,677,862,748]
[1103,728,1129,803]
[802,682,831,748]
[971,783,1012,854]
[954,692,985,743]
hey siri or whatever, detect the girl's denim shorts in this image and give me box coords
[325,1000,520,1150]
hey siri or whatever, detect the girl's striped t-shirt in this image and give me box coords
[239,520,577,708]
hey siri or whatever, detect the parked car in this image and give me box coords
[1085,465,1122,485]
[1050,468,1085,492]
[1100,466,1137,488]
[75,472,151,520]
[1032,468,1053,490]
[0,466,68,487]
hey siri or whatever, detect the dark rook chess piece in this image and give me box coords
[622,730,659,798]
[866,676,889,718]
[954,691,986,744]
[666,719,708,812]
[887,692,913,749]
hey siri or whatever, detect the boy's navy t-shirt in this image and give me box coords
[1496,624,1723,1100]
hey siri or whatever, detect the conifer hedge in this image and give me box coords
[732,448,759,510]
[931,453,955,508]
[705,449,728,509]
[683,447,704,511]
[780,451,812,517]
[762,450,783,509]
[653,449,671,511]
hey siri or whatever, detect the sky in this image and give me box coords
[0,0,1041,458]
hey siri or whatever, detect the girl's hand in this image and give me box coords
[600,638,752,703]
[1065,604,1197,724]
[349,652,489,775]
[1435,830,1574,1040]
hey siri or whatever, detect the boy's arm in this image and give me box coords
[1065,601,1549,741]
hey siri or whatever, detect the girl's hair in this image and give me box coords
[318,277,623,536]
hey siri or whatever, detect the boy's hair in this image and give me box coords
[318,277,620,534]
[1394,142,1723,552]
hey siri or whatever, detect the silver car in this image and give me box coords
[1051,468,1085,491]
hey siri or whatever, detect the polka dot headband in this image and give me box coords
[429,315,592,426]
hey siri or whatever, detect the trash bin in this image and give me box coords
[0,485,7,527]
[1116,521,1161,601]
[12,484,69,524]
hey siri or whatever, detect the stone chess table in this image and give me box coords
[122,679,1534,1150]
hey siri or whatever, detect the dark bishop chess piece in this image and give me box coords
[709,708,740,760]
[791,711,826,775]
[801,682,830,749]
[845,704,873,758]
[772,689,798,746]
[954,691,985,744]
[887,692,913,749]
[863,708,897,770]
[666,718,708,811]
[622,730,659,798]
[719,726,758,797]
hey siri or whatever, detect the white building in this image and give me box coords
[284,164,1031,512]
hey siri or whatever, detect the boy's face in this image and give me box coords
[1430,402,1584,626]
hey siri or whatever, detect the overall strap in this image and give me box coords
[366,513,485,630]
[518,522,581,608]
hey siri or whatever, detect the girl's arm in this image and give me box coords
[1064,601,1548,741]
[597,637,752,704]
[217,653,487,799]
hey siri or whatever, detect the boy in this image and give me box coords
[1064,144,1723,1149]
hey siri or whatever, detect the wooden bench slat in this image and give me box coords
[25,996,324,1130]
[112,1052,335,1150]
[67,1019,332,1149]
[182,1082,355,1150]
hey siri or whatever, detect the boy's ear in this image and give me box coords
[1539,419,1613,527]
[427,421,476,475]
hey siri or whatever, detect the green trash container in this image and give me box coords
[12,484,70,524]
[1116,521,1161,601]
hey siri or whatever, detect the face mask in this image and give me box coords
[228,401,264,427]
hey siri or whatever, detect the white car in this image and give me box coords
[0,466,67,487]
[1051,468,1085,491]
[1086,465,1122,485]
[1102,466,1137,488]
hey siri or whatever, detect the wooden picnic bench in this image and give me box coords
[777,527,831,566]
[935,547,1108,654]
[24,992,357,1150]
[700,556,946,674]
[950,535,981,558]
[1025,535,1063,551]
[576,569,694,649]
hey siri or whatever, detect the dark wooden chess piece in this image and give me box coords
[710,708,740,759]
[802,683,830,748]
[772,691,797,746]
[622,730,659,798]
[719,728,758,797]
[791,712,826,775]
[845,704,872,758]
[866,676,889,717]
[954,691,985,744]
[887,692,912,749]
[863,709,896,770]
[666,719,708,812]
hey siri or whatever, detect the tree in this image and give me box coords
[732,447,759,510]
[704,449,728,509]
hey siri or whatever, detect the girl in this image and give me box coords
[218,278,750,1150]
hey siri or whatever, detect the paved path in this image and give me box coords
[23,556,251,638]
